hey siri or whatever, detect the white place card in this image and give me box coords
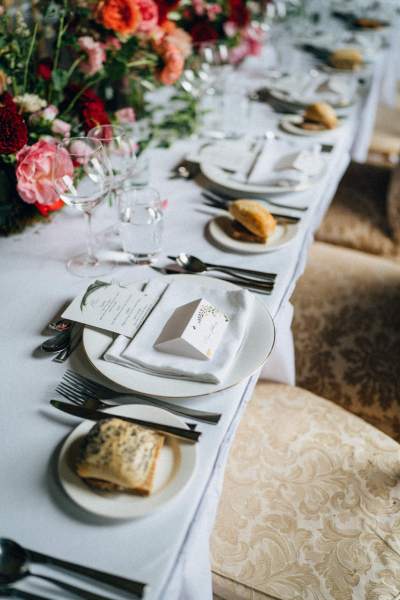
[62,280,166,337]
[154,298,230,361]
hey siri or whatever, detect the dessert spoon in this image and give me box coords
[170,254,276,284]
[0,539,145,599]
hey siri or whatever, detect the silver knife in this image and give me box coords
[50,400,201,443]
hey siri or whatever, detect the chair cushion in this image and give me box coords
[292,242,400,441]
[315,162,399,259]
[388,162,400,243]
[211,383,400,600]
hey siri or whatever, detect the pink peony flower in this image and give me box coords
[103,36,122,51]
[78,36,106,76]
[136,0,159,33]
[207,4,222,20]
[193,0,205,16]
[51,118,71,138]
[115,107,136,123]
[41,105,59,122]
[16,140,74,206]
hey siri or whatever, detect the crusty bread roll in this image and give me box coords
[229,200,276,242]
[76,418,164,496]
[329,47,363,70]
[355,17,386,29]
[303,102,338,130]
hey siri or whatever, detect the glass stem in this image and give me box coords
[84,210,96,264]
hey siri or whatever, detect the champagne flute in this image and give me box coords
[52,137,114,277]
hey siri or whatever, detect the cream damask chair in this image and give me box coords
[315,162,400,260]
[292,241,400,441]
[211,383,400,600]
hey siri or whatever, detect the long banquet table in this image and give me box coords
[0,21,399,600]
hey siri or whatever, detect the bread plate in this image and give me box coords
[280,114,344,137]
[83,275,275,398]
[268,87,356,109]
[58,404,197,518]
[208,214,300,254]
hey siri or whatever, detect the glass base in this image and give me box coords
[67,253,116,278]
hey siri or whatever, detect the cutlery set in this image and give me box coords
[0,538,146,599]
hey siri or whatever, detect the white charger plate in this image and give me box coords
[83,275,275,398]
[201,156,327,197]
[208,215,299,254]
[58,404,197,519]
[280,114,343,137]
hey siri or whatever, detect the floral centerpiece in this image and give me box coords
[0,0,192,235]
[172,0,264,63]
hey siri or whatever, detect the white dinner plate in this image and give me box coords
[58,404,197,519]
[83,275,275,398]
[280,114,343,137]
[208,215,299,254]
[201,156,326,197]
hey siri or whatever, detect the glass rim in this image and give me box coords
[56,137,104,156]
[121,184,160,202]
[87,124,127,142]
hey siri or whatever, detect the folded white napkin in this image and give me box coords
[241,140,324,186]
[104,280,254,384]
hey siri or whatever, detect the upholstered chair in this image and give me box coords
[211,383,400,600]
[292,241,400,441]
[315,162,400,259]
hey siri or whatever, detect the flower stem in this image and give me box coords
[23,22,39,94]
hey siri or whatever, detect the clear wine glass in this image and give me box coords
[87,124,136,199]
[52,137,114,277]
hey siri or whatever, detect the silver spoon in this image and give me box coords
[0,540,145,598]
[41,330,71,353]
[171,254,275,287]
[0,539,119,600]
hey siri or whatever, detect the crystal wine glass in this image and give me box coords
[52,137,114,277]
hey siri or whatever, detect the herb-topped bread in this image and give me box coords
[229,200,277,243]
[76,418,164,496]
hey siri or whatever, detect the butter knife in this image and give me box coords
[50,400,201,443]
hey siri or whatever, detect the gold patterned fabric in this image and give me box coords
[211,383,400,600]
[292,242,400,441]
[315,162,400,259]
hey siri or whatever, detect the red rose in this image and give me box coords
[37,59,52,81]
[81,102,111,132]
[190,20,219,43]
[35,199,64,217]
[229,0,249,26]
[0,106,28,154]
[154,0,180,23]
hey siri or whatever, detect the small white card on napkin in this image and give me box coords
[62,280,166,337]
[154,298,230,360]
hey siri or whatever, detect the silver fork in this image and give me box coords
[56,370,221,424]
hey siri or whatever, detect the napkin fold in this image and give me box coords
[244,142,324,186]
[104,280,254,384]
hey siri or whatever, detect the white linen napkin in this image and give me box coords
[104,280,254,384]
[237,140,324,186]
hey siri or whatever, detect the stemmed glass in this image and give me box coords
[51,137,114,277]
[88,124,136,200]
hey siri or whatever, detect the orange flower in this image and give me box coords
[97,0,141,35]
[158,41,184,85]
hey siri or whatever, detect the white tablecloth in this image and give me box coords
[0,20,398,600]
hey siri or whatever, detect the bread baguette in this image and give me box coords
[229,200,276,242]
[76,418,164,496]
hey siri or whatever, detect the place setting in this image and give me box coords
[45,270,275,520]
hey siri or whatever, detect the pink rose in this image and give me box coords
[78,36,106,76]
[115,107,136,124]
[16,140,74,205]
[136,0,158,33]
[42,105,59,122]
[69,139,95,165]
[104,36,122,51]
[165,27,192,60]
[51,118,71,138]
